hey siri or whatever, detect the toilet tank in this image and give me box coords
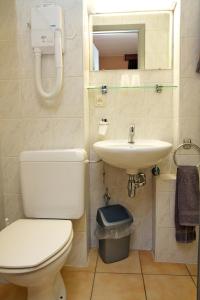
[20,149,87,219]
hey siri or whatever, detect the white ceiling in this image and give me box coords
[88,0,176,13]
[93,32,138,56]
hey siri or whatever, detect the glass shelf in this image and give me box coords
[87,84,178,94]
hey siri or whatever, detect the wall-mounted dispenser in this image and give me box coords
[98,118,109,138]
[31,4,64,101]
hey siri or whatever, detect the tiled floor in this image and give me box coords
[0,249,197,300]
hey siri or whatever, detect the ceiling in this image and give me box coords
[88,0,177,13]
[93,32,138,56]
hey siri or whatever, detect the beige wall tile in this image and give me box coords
[18,36,34,80]
[144,89,173,119]
[0,41,20,80]
[3,194,24,224]
[20,77,84,118]
[180,37,200,77]
[90,216,98,247]
[1,158,20,195]
[155,227,170,261]
[179,117,200,146]
[0,80,21,118]
[0,0,89,268]
[1,119,24,157]
[64,36,83,77]
[63,248,97,272]
[72,214,86,232]
[156,192,171,227]
[155,175,176,192]
[66,231,88,267]
[181,0,200,38]
[63,0,83,38]
[22,118,53,151]
[180,77,200,118]
[51,118,84,149]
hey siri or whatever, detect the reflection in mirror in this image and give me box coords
[90,11,173,71]
[93,30,140,70]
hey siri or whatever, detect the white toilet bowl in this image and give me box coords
[0,149,86,300]
[0,219,73,300]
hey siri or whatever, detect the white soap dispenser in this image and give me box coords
[98,118,109,138]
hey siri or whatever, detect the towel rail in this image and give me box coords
[173,139,200,167]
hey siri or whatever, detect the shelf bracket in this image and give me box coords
[101,85,108,94]
[155,84,163,93]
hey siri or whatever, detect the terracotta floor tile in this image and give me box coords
[140,251,189,275]
[192,276,197,286]
[91,273,146,300]
[187,264,197,276]
[96,250,141,274]
[62,248,98,273]
[62,271,94,300]
[144,275,196,300]
[0,283,27,300]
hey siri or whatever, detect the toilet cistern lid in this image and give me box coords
[0,219,72,269]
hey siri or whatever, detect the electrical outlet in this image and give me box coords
[95,96,105,107]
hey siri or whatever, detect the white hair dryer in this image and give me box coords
[31,4,64,102]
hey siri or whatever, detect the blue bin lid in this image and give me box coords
[96,204,133,228]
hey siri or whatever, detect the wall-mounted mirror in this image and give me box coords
[90,11,173,71]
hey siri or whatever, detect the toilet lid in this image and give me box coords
[0,219,72,269]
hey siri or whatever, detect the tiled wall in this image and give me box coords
[0,0,199,264]
[89,70,175,249]
[153,0,200,264]
[179,0,200,147]
[89,0,200,256]
[0,167,4,230]
[0,0,89,266]
[154,174,198,264]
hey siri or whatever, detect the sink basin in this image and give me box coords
[93,139,172,174]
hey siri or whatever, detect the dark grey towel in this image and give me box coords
[175,166,200,243]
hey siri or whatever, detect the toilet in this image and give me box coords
[0,149,87,300]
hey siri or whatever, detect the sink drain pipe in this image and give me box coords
[127,173,146,198]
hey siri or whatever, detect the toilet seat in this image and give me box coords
[0,219,73,272]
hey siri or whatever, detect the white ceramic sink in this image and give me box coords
[93,139,172,174]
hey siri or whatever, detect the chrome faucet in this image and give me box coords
[128,124,135,144]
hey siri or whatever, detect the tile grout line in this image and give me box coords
[185,265,197,287]
[138,251,148,300]
[94,271,193,276]
[191,276,197,287]
[185,264,193,277]
[89,250,99,300]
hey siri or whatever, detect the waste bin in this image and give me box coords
[95,204,134,263]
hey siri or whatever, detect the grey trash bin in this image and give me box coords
[96,204,134,264]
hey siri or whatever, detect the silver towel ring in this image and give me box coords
[173,139,200,167]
